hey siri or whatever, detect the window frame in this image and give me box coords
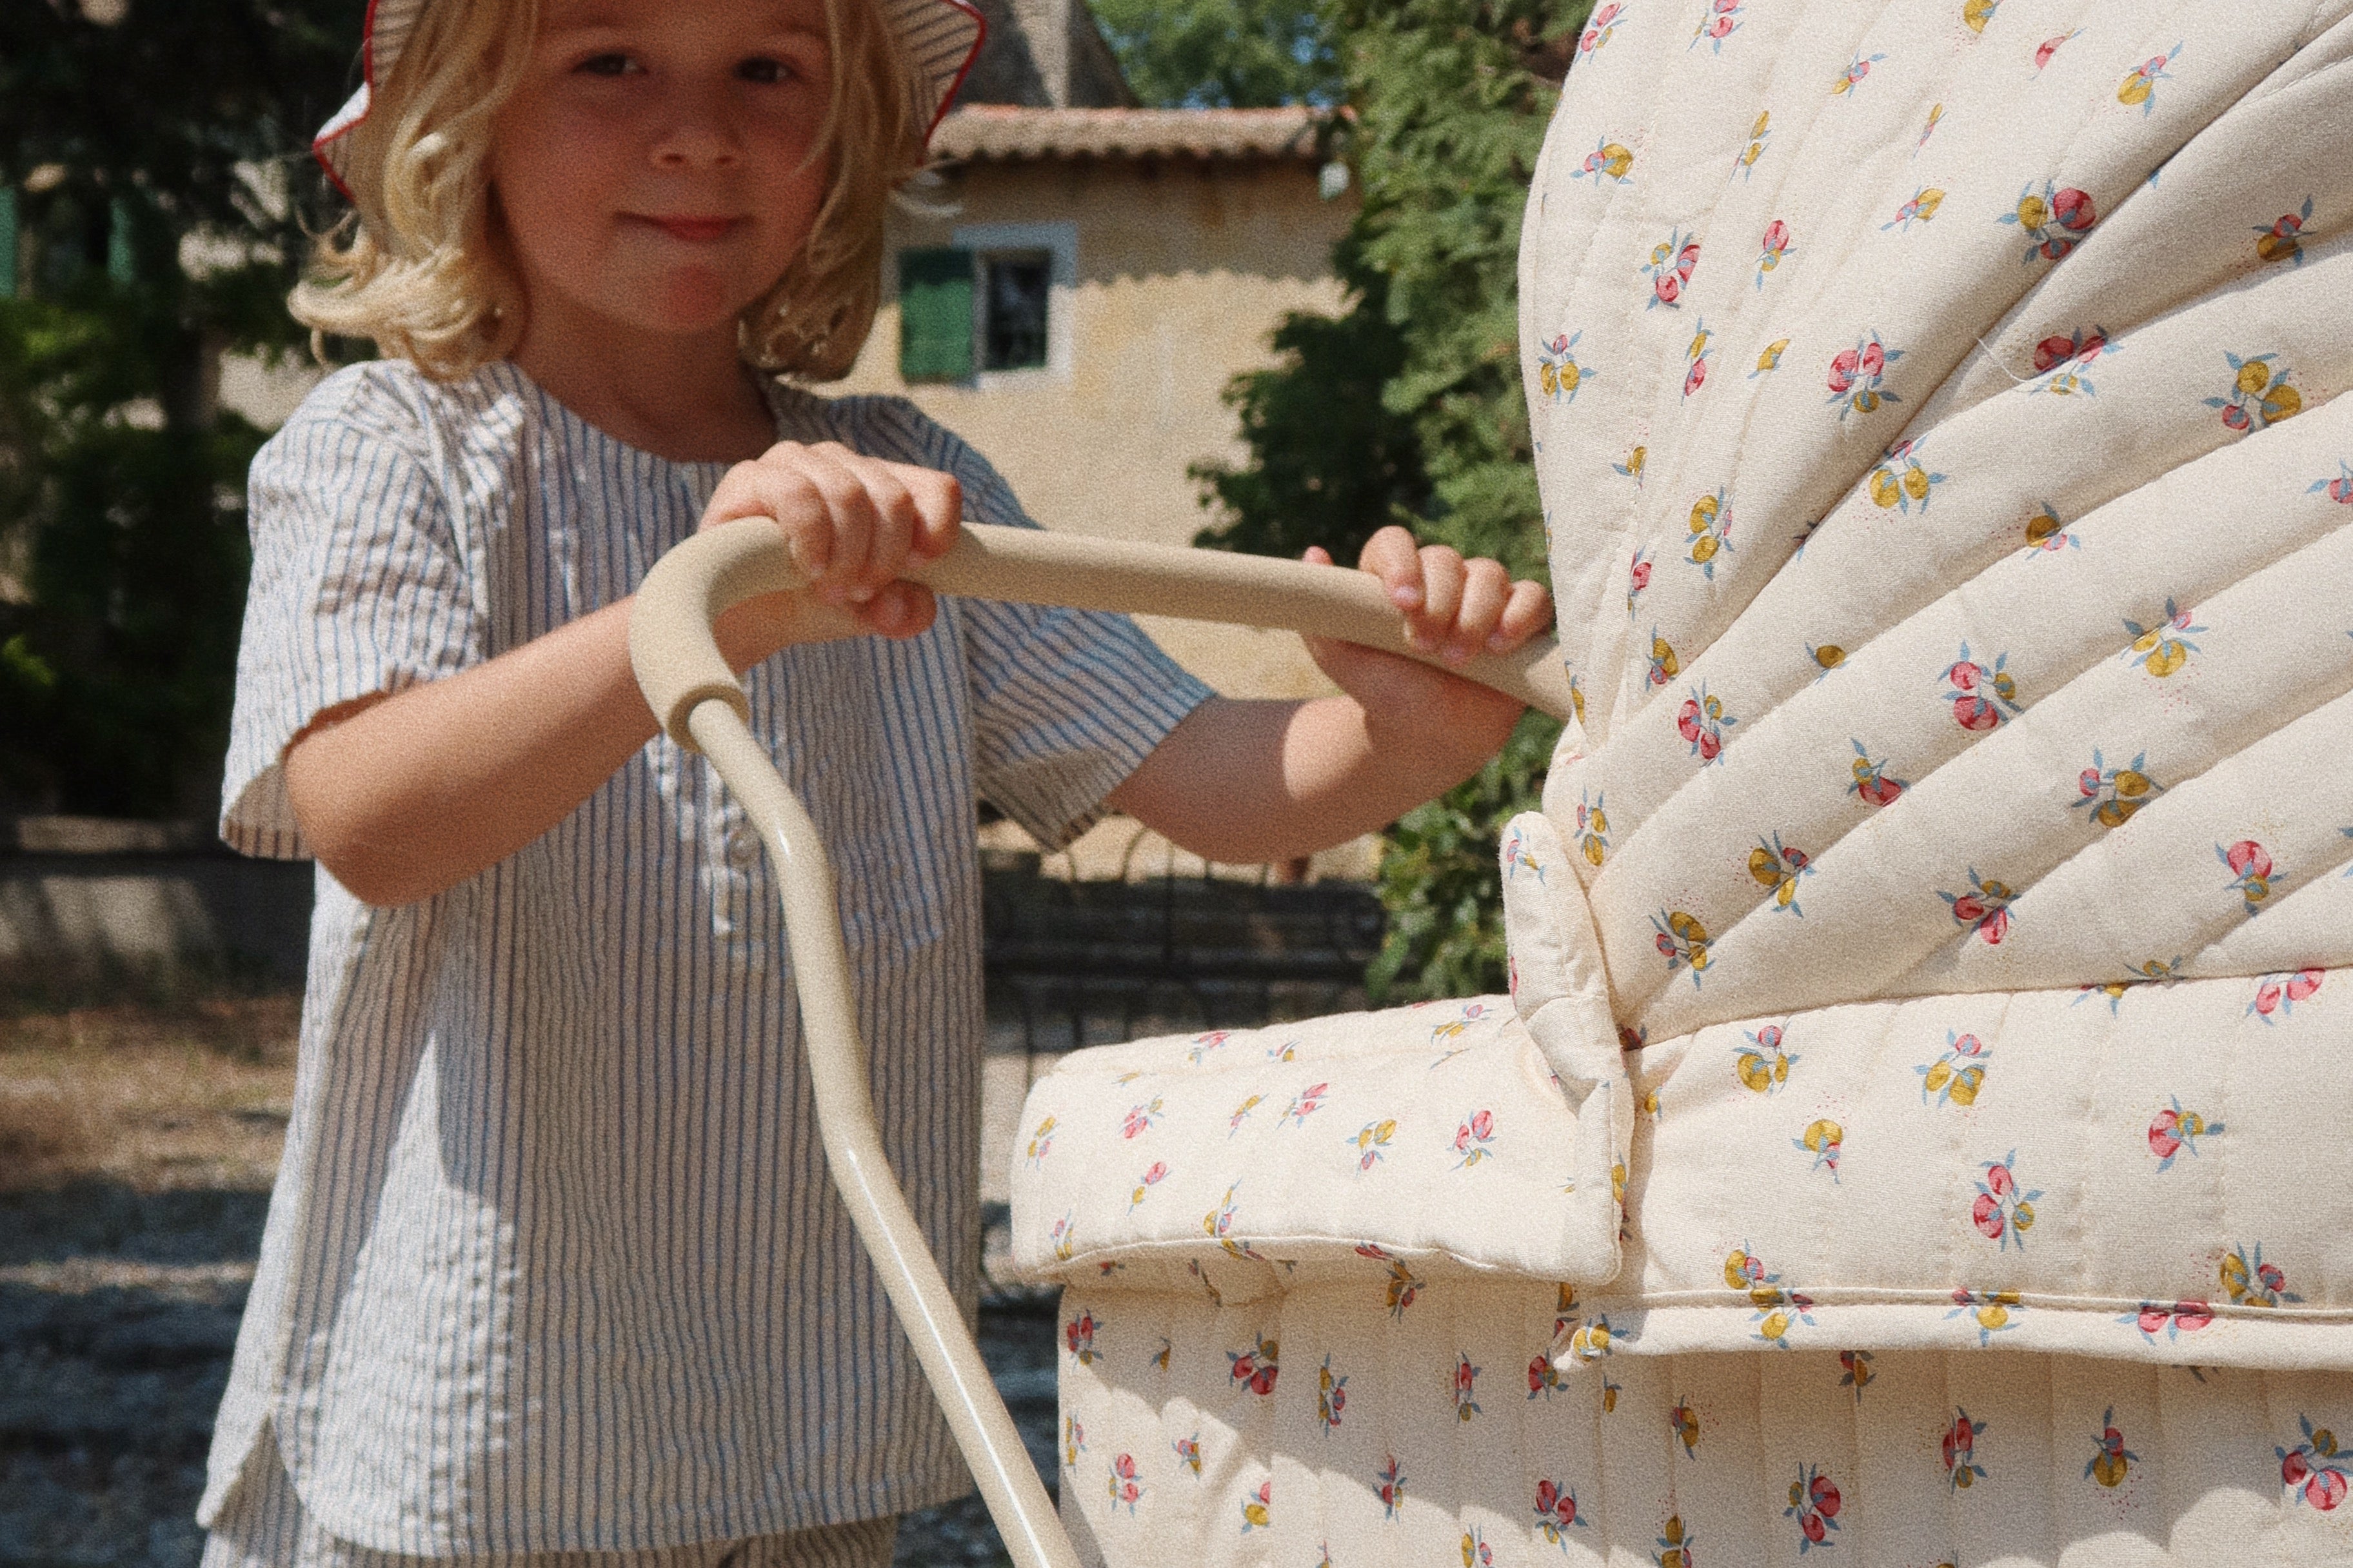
[951,220,1077,387]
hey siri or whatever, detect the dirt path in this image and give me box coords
[0,992,1053,1568]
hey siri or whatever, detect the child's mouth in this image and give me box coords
[641,215,742,243]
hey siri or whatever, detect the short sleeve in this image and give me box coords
[219,374,484,859]
[804,392,1215,850]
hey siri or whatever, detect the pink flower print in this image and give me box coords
[1129,1161,1170,1211]
[1067,1310,1100,1365]
[1839,1349,1874,1400]
[2251,968,2325,1022]
[1452,1353,1482,1420]
[2207,350,2303,431]
[1678,682,1736,762]
[1940,870,2017,945]
[2281,1416,2353,1511]
[1186,1029,1231,1064]
[1062,1414,1086,1469]
[1647,628,1680,687]
[1534,1478,1588,1541]
[1916,100,1944,150]
[2219,839,2277,915]
[2072,748,2163,828]
[2125,1299,2214,1344]
[1049,1212,1076,1262]
[1942,1408,1989,1491]
[1691,0,1741,52]
[2123,598,2203,676]
[1316,1355,1348,1432]
[1502,823,1546,884]
[2260,197,2314,266]
[1452,1108,1497,1168]
[1202,1183,1262,1260]
[2308,459,2353,503]
[2223,1243,2299,1308]
[2000,179,2098,263]
[1227,1332,1280,1395]
[1729,1245,1815,1345]
[2034,29,2081,69]
[1624,548,1653,617]
[1785,1464,1843,1551]
[1173,1433,1202,1475]
[1749,834,1813,914]
[1107,1453,1144,1514]
[1881,185,1945,232]
[1536,330,1591,402]
[1347,1117,1396,1171]
[1227,1095,1264,1136]
[1642,229,1701,308]
[1868,437,1944,514]
[1578,3,1623,56]
[1849,739,1909,806]
[1756,218,1794,286]
[1461,1528,1493,1568]
[1377,1456,1407,1520]
[1023,1114,1057,1167]
[2029,326,2110,396]
[1734,1024,1798,1093]
[1527,1349,1563,1399]
[1829,50,1885,96]
[1683,319,1713,396]
[2117,42,2181,115]
[1120,1097,1164,1139]
[1381,1256,1424,1319]
[1685,490,1732,576]
[1826,330,1902,417]
[1918,1029,1992,1107]
[1796,1118,1843,1180]
[1240,1479,1272,1532]
[1949,1288,2024,1344]
[1942,642,2021,730]
[1969,1149,2041,1250]
[1576,137,1635,185]
[2148,1098,2222,1171]
[1670,1398,1700,1456]
[1282,1081,1331,1126]
[1266,1035,1298,1062]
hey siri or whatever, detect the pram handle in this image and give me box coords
[633,516,1573,746]
[628,519,1565,1568]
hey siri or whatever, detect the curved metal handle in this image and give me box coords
[631,517,1573,747]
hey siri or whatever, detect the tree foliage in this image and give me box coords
[1089,0,1343,108]
[1194,0,1587,999]
[0,1,358,818]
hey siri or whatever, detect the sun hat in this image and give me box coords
[312,0,986,200]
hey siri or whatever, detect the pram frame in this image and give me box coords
[629,518,1568,1568]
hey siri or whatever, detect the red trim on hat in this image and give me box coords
[925,0,987,140]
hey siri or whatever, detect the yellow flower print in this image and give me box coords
[1797,1118,1843,1180]
[2207,351,2301,431]
[1645,630,1680,688]
[1614,444,1647,485]
[2257,198,2313,266]
[1962,0,1998,34]
[1671,1396,1700,1456]
[1947,1287,2023,1345]
[1023,1115,1057,1167]
[1657,1514,1694,1568]
[1752,336,1789,377]
[1537,330,1591,402]
[2118,43,2181,115]
[1732,1023,1798,1093]
[1868,438,1944,515]
[1686,488,1732,575]
[1651,909,1709,984]
[1734,110,1770,178]
[1883,186,1945,232]
[2122,598,2203,676]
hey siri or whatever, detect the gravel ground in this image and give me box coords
[0,993,1058,1568]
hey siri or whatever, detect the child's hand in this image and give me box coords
[697,441,964,657]
[1301,526,1551,733]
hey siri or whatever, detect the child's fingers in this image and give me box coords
[789,444,882,601]
[855,580,939,639]
[844,462,917,591]
[1446,557,1512,663]
[1355,526,1425,610]
[1412,545,1467,651]
[705,458,834,578]
[1490,579,1554,651]
[886,463,964,561]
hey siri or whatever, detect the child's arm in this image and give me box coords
[282,445,961,906]
[1106,527,1551,865]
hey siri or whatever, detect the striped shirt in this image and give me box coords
[201,360,1212,1553]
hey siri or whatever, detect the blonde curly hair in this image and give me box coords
[293,0,924,381]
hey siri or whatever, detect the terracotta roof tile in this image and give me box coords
[929,106,1327,163]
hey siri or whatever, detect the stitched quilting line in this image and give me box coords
[1603,451,2353,1026]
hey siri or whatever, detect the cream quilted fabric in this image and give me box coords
[1009,0,2353,1560]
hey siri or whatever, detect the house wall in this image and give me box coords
[837,157,1356,697]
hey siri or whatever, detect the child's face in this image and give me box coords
[490,0,835,344]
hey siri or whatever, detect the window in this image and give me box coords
[895,222,1077,385]
[980,252,1050,371]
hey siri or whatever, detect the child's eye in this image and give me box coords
[736,55,792,85]
[575,52,641,77]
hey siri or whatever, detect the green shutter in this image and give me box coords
[0,188,16,297]
[107,198,135,285]
[898,247,973,381]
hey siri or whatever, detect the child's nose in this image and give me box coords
[650,87,746,170]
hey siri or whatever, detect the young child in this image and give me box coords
[198,1,1552,1563]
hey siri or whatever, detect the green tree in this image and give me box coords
[1089,0,1343,108]
[1194,0,1587,999]
[0,2,358,819]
